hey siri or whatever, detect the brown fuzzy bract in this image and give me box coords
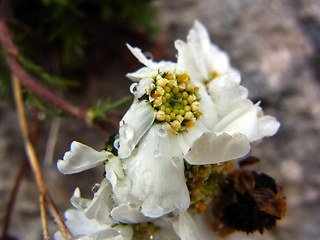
[211,169,287,237]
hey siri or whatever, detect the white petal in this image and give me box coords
[169,88,216,155]
[186,25,210,79]
[118,100,156,158]
[53,231,65,240]
[172,211,203,240]
[57,141,110,174]
[132,78,155,99]
[63,209,115,237]
[157,61,180,73]
[257,115,280,140]
[185,132,251,164]
[207,72,249,118]
[214,103,280,142]
[175,39,205,83]
[123,124,190,218]
[176,20,234,84]
[214,103,259,138]
[126,67,157,82]
[105,157,124,179]
[85,179,114,224]
[176,128,205,156]
[110,203,150,224]
[126,44,156,69]
[208,72,247,102]
[192,20,232,76]
[70,187,91,210]
[196,86,219,129]
[104,157,125,187]
[71,179,114,224]
[193,20,212,53]
[112,225,133,240]
[127,61,177,82]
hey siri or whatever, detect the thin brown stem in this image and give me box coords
[1,158,28,239]
[40,194,50,240]
[12,75,71,238]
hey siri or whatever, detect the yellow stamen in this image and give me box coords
[184,121,195,127]
[177,73,189,82]
[212,71,219,79]
[156,111,166,121]
[165,73,174,80]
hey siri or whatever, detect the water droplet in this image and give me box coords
[128,140,135,151]
[143,52,153,61]
[91,183,100,193]
[158,128,166,137]
[130,83,139,94]
[113,139,120,149]
[119,120,125,127]
[141,140,147,147]
[171,157,181,167]
[143,170,153,182]
[153,150,161,158]
[122,124,135,140]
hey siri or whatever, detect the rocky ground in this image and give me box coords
[1,0,320,239]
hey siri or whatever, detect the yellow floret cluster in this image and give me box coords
[151,71,202,133]
[185,161,235,212]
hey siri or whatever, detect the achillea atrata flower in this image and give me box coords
[113,20,280,218]
[56,20,283,240]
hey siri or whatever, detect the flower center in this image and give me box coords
[151,71,202,133]
[185,161,235,213]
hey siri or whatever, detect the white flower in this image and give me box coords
[113,35,279,217]
[114,43,254,217]
[58,19,280,224]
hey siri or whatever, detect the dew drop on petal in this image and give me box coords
[153,150,161,158]
[119,120,125,127]
[143,52,153,61]
[128,140,135,151]
[122,124,135,140]
[113,139,120,149]
[171,156,182,168]
[143,170,153,182]
[91,183,100,193]
[130,83,139,94]
[141,140,147,148]
[158,128,167,137]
